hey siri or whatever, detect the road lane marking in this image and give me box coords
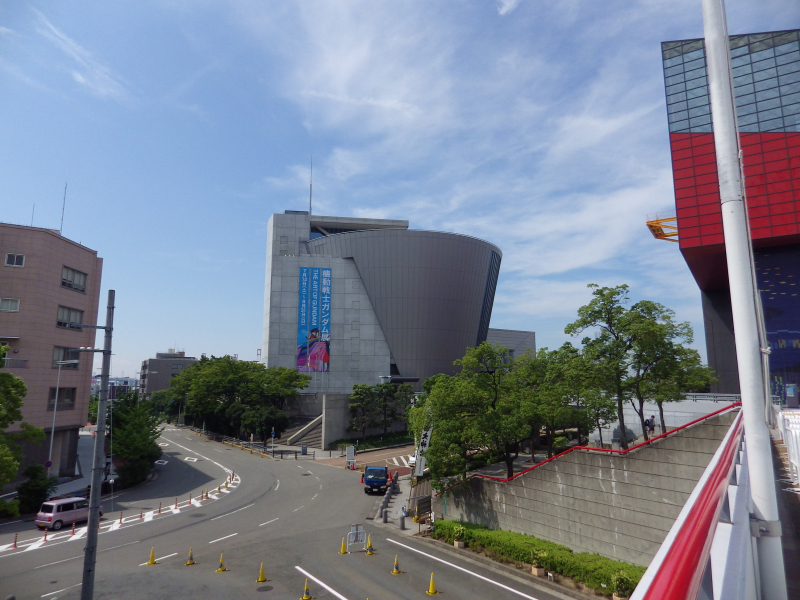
[293,506,304,512]
[0,520,21,526]
[259,518,279,527]
[25,538,47,552]
[210,503,254,520]
[35,555,82,569]
[320,484,323,489]
[307,470,313,474]
[386,539,540,600]
[102,541,140,552]
[214,449,223,453]
[42,583,81,597]
[312,494,318,500]
[139,552,178,565]
[389,457,399,466]
[295,566,349,600]
[144,511,154,522]
[275,480,280,490]
[297,465,303,469]
[209,533,237,544]
[400,456,410,467]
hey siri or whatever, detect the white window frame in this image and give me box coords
[56,306,84,330]
[0,298,20,312]
[61,266,87,293]
[4,253,25,268]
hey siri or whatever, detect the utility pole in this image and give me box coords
[80,290,115,600]
[700,1,787,598]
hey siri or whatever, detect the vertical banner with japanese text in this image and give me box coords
[296,267,331,372]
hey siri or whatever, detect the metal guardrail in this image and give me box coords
[776,409,800,486]
[186,426,316,459]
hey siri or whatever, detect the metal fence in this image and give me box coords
[776,409,800,486]
[186,426,317,459]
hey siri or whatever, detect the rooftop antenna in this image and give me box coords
[59,183,67,235]
[31,204,35,227]
[309,156,313,215]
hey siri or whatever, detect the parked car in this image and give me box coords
[35,497,103,530]
[362,466,389,494]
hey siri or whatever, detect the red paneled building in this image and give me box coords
[662,30,800,401]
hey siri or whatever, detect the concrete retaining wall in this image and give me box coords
[433,409,737,567]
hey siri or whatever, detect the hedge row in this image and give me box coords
[431,520,645,596]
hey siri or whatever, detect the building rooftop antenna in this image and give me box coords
[31,203,35,227]
[60,183,67,235]
[309,156,313,215]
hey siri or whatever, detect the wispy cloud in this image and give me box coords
[33,8,132,102]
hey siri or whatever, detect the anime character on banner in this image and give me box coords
[297,327,329,372]
[296,267,331,372]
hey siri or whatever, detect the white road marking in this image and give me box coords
[297,465,303,469]
[144,511,154,522]
[400,456,410,467]
[0,520,21,526]
[191,498,202,507]
[275,480,280,490]
[210,503,254,520]
[139,552,178,566]
[312,494,318,500]
[319,484,323,489]
[25,537,47,551]
[214,449,223,453]
[293,505,304,512]
[209,533,237,544]
[34,555,82,569]
[307,470,313,474]
[386,538,541,600]
[259,518,279,527]
[389,457,399,466]
[295,566,349,600]
[72,526,88,539]
[42,583,81,597]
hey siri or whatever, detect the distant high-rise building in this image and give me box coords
[0,223,103,484]
[660,30,800,403]
[139,350,197,398]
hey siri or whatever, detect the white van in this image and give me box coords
[35,497,103,530]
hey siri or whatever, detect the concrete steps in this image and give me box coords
[275,417,315,443]
[290,423,322,449]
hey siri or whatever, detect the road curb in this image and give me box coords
[371,522,599,600]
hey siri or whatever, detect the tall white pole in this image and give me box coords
[47,362,64,477]
[700,1,787,598]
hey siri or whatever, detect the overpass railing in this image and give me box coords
[775,409,800,487]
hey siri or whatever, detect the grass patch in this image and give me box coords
[330,431,414,450]
[432,520,645,596]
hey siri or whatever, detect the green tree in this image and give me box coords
[109,394,163,488]
[348,384,378,438]
[581,390,617,448]
[16,464,57,514]
[87,394,99,425]
[240,405,290,442]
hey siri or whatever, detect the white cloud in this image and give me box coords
[496,0,523,16]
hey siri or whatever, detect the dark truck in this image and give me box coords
[362,466,389,494]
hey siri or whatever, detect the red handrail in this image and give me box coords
[436,402,742,495]
[638,410,743,599]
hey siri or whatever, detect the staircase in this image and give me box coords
[290,423,322,449]
[275,416,315,443]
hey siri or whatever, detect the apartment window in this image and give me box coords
[171,364,184,369]
[4,253,25,267]
[61,266,87,293]
[0,298,20,312]
[48,387,76,411]
[53,347,79,369]
[57,306,84,330]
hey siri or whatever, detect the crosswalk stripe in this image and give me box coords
[389,457,399,466]
[400,456,409,467]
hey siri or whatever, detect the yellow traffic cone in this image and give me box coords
[256,562,269,583]
[146,547,158,566]
[185,547,196,566]
[215,553,227,572]
[339,536,348,555]
[391,555,401,575]
[225,480,229,490]
[365,534,374,556]
[426,572,438,595]
[300,577,312,600]
[217,484,221,492]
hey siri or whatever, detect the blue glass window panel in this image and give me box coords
[668,101,688,113]
[670,110,689,122]
[757,97,782,111]
[738,103,757,116]
[690,115,712,127]
[734,73,754,86]
[736,93,755,106]
[688,96,709,109]
[666,73,686,85]
[684,57,705,71]
[753,68,778,82]
[669,119,689,132]
[738,113,759,126]
[686,77,707,90]
[694,124,713,133]
[733,64,753,76]
[730,45,750,58]
[689,105,711,118]
[739,122,760,132]
[783,91,800,106]
[731,54,751,67]
[775,41,800,56]
[759,107,783,120]
[684,49,704,61]
[776,50,800,65]
[684,66,707,81]
[735,83,755,96]
[785,113,800,127]
[781,82,800,95]
[667,91,687,104]
[782,102,800,116]
[778,62,800,77]
[666,82,686,95]
[755,81,780,95]
[687,85,709,99]
[752,57,777,71]
[665,64,686,77]
[759,117,784,130]
[750,48,775,62]
[663,54,683,67]
[780,71,800,85]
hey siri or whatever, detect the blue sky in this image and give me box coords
[1,1,797,378]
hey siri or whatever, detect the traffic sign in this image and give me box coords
[44,460,53,468]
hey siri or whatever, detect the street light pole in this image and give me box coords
[80,290,115,600]
[48,358,80,477]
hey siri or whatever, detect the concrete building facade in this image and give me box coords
[139,350,197,398]
[262,211,503,395]
[0,223,102,481]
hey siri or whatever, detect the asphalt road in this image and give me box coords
[0,429,573,600]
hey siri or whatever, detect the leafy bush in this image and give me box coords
[16,465,57,514]
[331,431,414,450]
[432,520,645,596]
[612,571,635,596]
[0,498,20,518]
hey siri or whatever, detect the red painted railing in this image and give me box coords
[436,402,742,495]
[636,410,743,599]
